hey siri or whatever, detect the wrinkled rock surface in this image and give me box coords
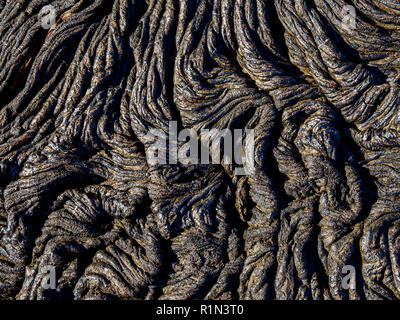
[0,0,400,300]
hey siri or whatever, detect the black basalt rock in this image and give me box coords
[0,0,399,300]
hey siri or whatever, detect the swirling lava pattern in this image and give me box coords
[0,0,400,300]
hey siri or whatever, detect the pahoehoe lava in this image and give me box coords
[0,0,400,300]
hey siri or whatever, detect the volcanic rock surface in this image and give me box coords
[0,0,400,300]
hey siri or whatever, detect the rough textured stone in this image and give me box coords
[0,0,400,300]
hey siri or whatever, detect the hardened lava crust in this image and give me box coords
[0,0,400,300]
